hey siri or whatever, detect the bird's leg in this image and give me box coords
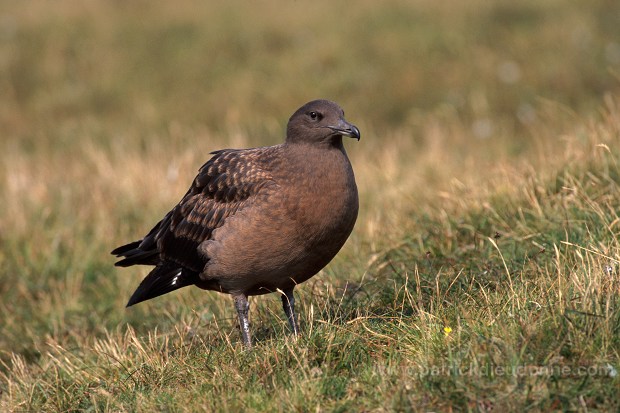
[233,294,252,347]
[281,287,299,336]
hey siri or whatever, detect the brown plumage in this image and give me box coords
[112,99,360,346]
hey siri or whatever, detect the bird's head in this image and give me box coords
[286,99,360,145]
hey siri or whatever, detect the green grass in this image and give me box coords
[2,0,620,411]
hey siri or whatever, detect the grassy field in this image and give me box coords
[2,0,620,411]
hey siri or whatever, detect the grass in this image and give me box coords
[1,0,620,411]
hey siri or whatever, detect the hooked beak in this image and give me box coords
[327,119,361,141]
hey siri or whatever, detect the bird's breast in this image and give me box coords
[199,145,358,294]
[283,149,358,250]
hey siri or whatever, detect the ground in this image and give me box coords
[1,0,620,411]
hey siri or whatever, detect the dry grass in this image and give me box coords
[1,0,620,411]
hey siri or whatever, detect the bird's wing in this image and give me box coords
[112,147,277,271]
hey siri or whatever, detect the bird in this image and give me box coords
[112,99,360,347]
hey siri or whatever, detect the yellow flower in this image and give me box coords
[443,326,452,336]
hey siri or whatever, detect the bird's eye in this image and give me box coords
[308,111,321,121]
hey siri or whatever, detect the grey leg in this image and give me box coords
[233,294,252,347]
[281,288,299,336]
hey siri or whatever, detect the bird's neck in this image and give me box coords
[328,135,344,149]
[286,135,344,151]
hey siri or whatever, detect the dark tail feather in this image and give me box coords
[112,240,159,267]
[126,263,197,307]
[111,240,141,256]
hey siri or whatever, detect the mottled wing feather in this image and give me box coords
[156,148,276,271]
[112,147,277,270]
